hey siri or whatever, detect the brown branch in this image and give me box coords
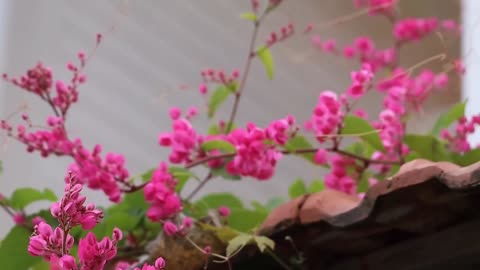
[185,147,400,169]
[185,172,213,201]
[226,14,265,133]
[122,181,149,193]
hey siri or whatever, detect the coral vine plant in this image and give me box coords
[0,0,473,269]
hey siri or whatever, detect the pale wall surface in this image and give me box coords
[0,0,459,236]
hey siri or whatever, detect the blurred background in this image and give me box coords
[0,0,475,236]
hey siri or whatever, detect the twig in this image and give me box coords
[226,13,265,133]
[185,147,400,169]
[185,172,213,201]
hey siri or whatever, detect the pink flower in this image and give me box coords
[186,106,199,119]
[59,255,77,270]
[354,0,396,15]
[313,149,328,165]
[218,206,231,217]
[144,162,182,221]
[78,230,122,269]
[306,91,344,143]
[198,83,208,95]
[454,59,466,75]
[354,109,368,119]
[311,35,321,46]
[342,46,356,58]
[433,73,448,89]
[393,17,438,42]
[31,216,46,227]
[354,36,375,55]
[13,213,26,225]
[169,107,182,120]
[181,217,193,229]
[163,221,178,236]
[321,40,337,53]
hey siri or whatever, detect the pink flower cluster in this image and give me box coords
[2,115,130,201]
[159,117,202,164]
[68,145,129,203]
[162,216,193,236]
[353,0,396,15]
[115,258,166,270]
[312,36,397,71]
[265,23,294,48]
[393,17,438,42]
[441,115,480,153]
[144,162,182,221]
[2,52,85,117]
[50,173,104,230]
[159,112,295,180]
[347,63,374,98]
[200,68,240,86]
[28,171,124,270]
[2,63,53,96]
[1,60,131,202]
[324,154,357,195]
[77,230,122,270]
[225,117,295,180]
[305,91,344,142]
[28,221,76,261]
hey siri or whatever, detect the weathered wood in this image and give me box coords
[329,218,480,270]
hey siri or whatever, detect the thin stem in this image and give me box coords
[185,147,400,169]
[122,181,149,193]
[312,1,399,32]
[40,93,61,118]
[0,204,14,217]
[266,249,293,270]
[185,172,213,201]
[226,15,264,133]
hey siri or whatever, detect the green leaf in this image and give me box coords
[251,201,268,212]
[140,168,154,182]
[345,141,375,159]
[264,197,285,211]
[288,179,307,199]
[341,115,385,151]
[431,102,466,135]
[240,12,257,21]
[107,190,148,220]
[194,193,244,217]
[211,167,241,180]
[169,166,194,193]
[208,122,237,135]
[102,212,138,234]
[228,209,268,232]
[201,140,236,153]
[254,236,275,253]
[198,223,240,242]
[208,86,232,118]
[308,180,325,193]
[356,173,372,193]
[208,124,221,135]
[226,234,254,256]
[9,188,57,210]
[452,148,480,166]
[284,136,317,165]
[251,197,285,212]
[404,134,451,161]
[257,46,274,79]
[31,260,49,270]
[0,226,41,270]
